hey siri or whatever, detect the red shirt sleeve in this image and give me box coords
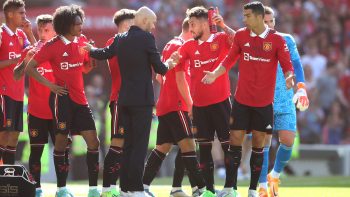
[276,36,294,74]
[33,43,52,64]
[221,33,240,70]
[177,44,189,72]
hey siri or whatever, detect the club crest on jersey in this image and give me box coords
[263,42,272,51]
[210,43,219,51]
[6,119,12,127]
[118,127,125,135]
[58,122,66,130]
[30,129,39,137]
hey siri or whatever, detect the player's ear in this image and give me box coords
[7,11,14,19]
[142,17,148,26]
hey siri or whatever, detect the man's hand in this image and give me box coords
[188,104,193,120]
[48,84,69,96]
[83,42,94,52]
[284,71,295,89]
[22,18,33,34]
[202,70,218,84]
[170,51,180,64]
[212,7,225,29]
[24,48,36,62]
[155,74,163,84]
[293,82,309,111]
[13,62,25,81]
[166,51,181,70]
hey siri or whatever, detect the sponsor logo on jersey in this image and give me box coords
[243,53,271,62]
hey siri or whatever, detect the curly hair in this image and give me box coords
[113,9,136,26]
[53,4,85,35]
[186,6,208,19]
[3,0,24,13]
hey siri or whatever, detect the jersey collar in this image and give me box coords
[2,24,18,36]
[198,34,215,45]
[250,25,269,39]
[59,35,78,45]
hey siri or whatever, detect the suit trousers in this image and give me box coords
[119,105,153,192]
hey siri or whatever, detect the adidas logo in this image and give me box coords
[195,50,200,55]
[62,52,68,57]
[9,42,13,46]
[266,124,272,129]
[244,42,250,47]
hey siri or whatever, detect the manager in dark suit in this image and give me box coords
[85,6,178,196]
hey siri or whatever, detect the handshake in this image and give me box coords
[165,51,181,70]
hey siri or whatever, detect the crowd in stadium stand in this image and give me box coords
[19,0,350,145]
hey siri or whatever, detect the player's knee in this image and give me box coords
[7,133,19,146]
[280,137,294,147]
[280,139,294,147]
[264,134,272,147]
[111,138,124,148]
[87,137,100,150]
[178,138,196,152]
[155,144,171,154]
[0,132,9,145]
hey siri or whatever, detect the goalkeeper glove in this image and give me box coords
[292,82,309,111]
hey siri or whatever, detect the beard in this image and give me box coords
[193,31,203,40]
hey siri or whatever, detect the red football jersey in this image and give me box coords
[33,35,90,105]
[178,33,231,107]
[0,25,29,101]
[156,37,190,116]
[222,27,294,107]
[106,37,121,102]
[27,40,55,119]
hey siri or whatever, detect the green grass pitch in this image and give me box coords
[42,176,350,197]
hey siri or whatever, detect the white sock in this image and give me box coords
[248,189,257,194]
[102,187,110,192]
[270,169,280,179]
[171,187,182,192]
[143,184,149,190]
[222,187,233,191]
[36,188,42,191]
[58,187,66,191]
[111,185,117,190]
[259,182,268,190]
[89,186,97,190]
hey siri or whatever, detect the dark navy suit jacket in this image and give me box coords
[90,26,168,106]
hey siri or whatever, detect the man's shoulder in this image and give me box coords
[268,30,287,44]
[235,27,249,36]
[182,39,196,47]
[276,32,295,44]
[166,37,183,48]
[45,36,60,46]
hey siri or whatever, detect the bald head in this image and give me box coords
[134,6,157,32]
